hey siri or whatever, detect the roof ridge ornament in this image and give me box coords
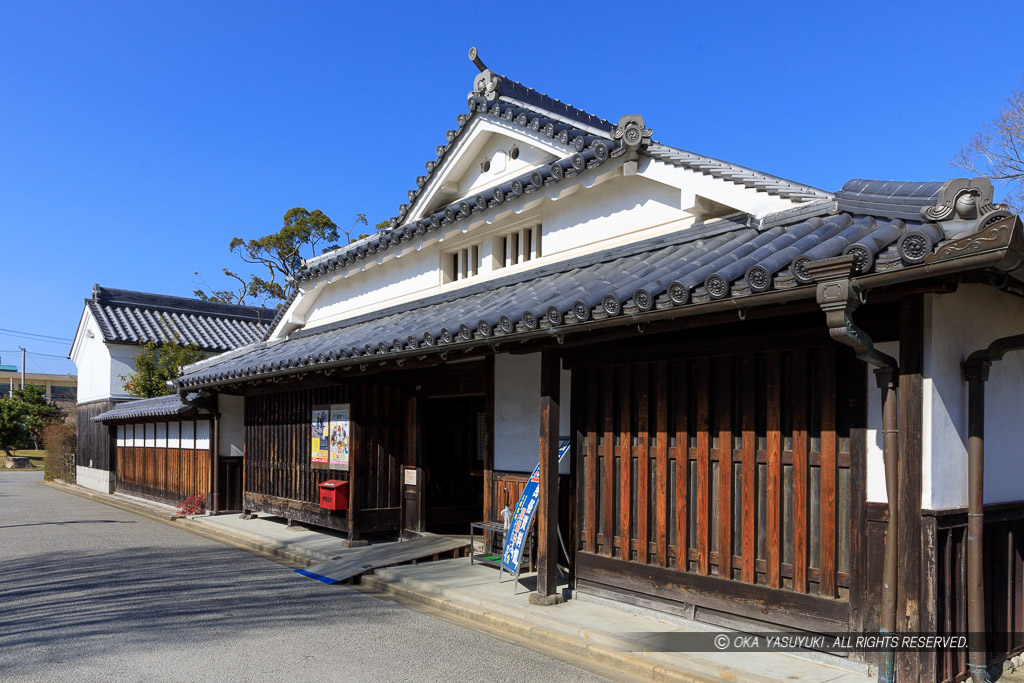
[611,115,652,155]
[469,48,501,102]
[468,46,487,72]
[921,177,1011,227]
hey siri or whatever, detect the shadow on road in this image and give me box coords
[0,544,403,675]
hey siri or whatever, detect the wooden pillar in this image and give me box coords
[897,295,924,681]
[531,349,562,605]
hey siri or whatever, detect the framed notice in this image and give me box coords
[328,404,350,471]
[311,406,330,466]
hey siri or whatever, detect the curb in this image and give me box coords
[360,573,718,683]
[40,480,313,568]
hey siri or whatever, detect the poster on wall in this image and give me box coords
[328,404,350,471]
[311,407,330,465]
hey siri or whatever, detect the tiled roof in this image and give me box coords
[646,144,831,203]
[176,180,1021,391]
[86,285,275,353]
[91,393,205,422]
[292,63,831,295]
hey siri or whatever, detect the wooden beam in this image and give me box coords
[717,357,733,579]
[741,355,756,584]
[696,358,710,575]
[793,350,809,593]
[766,352,782,589]
[534,348,562,602]
[655,360,669,568]
[820,348,837,599]
[897,294,924,681]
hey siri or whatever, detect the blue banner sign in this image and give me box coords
[501,438,570,574]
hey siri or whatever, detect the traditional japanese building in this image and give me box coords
[172,51,1024,681]
[71,285,273,494]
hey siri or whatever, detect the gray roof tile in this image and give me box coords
[177,189,1011,391]
[91,393,205,422]
[87,285,274,353]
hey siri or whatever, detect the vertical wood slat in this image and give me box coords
[717,357,733,578]
[695,358,710,575]
[618,365,632,559]
[741,355,756,584]
[602,367,615,556]
[674,361,689,572]
[793,350,809,593]
[820,348,837,598]
[636,364,650,564]
[766,352,782,589]
[585,367,598,554]
[654,361,669,568]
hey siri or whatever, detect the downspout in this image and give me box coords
[962,332,1024,683]
[806,257,900,683]
[211,413,220,514]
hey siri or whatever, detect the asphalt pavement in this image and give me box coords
[0,472,609,682]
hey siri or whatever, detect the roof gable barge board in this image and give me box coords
[406,117,572,222]
[644,144,832,204]
[639,155,825,220]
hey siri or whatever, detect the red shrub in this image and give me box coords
[176,494,206,517]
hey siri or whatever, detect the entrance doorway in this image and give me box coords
[422,396,485,533]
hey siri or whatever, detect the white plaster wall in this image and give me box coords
[218,394,245,458]
[303,247,439,327]
[866,341,899,503]
[76,465,114,493]
[493,352,571,474]
[924,285,1024,509]
[283,148,806,340]
[538,174,686,259]
[72,312,114,404]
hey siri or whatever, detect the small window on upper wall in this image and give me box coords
[442,243,481,284]
[492,224,541,270]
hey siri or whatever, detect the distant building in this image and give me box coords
[0,367,77,402]
[69,285,273,494]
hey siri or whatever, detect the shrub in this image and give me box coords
[43,422,76,482]
[176,494,206,518]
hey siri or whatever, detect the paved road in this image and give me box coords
[0,473,608,682]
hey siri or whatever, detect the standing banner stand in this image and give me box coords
[499,439,570,593]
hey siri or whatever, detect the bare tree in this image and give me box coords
[952,83,1024,212]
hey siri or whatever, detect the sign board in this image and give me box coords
[404,467,417,486]
[501,438,571,574]
[312,404,351,470]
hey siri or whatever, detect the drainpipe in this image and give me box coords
[962,332,1024,683]
[211,414,220,514]
[806,256,900,683]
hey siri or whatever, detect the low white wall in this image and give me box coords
[218,394,245,458]
[493,352,571,474]
[76,465,114,494]
[924,285,1024,509]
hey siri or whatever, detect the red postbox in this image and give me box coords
[318,480,348,511]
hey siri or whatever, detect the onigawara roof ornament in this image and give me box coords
[612,115,653,155]
[469,47,502,101]
[921,177,1013,237]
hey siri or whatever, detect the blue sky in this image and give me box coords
[2,1,1022,375]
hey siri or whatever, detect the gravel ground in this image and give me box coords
[0,473,609,682]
